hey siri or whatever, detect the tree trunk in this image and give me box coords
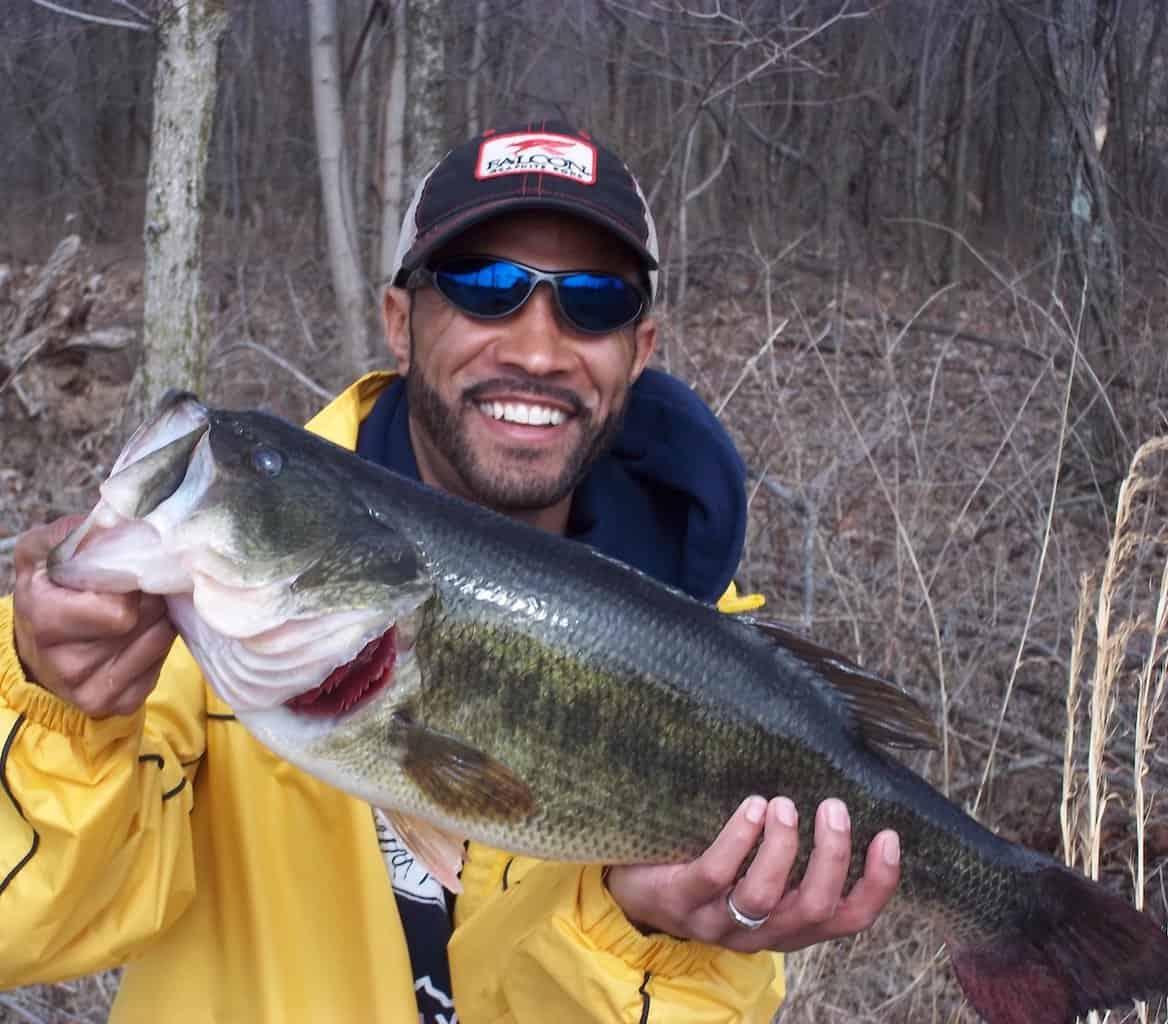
[405,0,447,188]
[944,12,984,283]
[1042,0,1127,483]
[309,0,370,378]
[123,0,227,438]
[378,0,408,284]
[909,7,938,278]
[465,0,488,136]
[355,18,375,263]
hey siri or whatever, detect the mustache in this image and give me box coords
[462,377,587,418]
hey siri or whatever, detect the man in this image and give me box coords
[1,121,899,1021]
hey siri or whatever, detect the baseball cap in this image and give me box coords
[391,120,660,303]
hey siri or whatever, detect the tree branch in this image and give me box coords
[27,0,153,31]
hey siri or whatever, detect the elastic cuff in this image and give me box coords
[0,595,142,740]
[579,864,723,977]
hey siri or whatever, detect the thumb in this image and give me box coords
[13,513,89,572]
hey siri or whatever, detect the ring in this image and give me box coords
[726,891,769,930]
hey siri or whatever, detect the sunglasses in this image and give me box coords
[408,256,647,335]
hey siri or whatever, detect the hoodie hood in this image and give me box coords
[356,369,746,604]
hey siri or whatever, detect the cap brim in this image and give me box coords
[395,196,659,285]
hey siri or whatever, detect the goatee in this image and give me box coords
[406,364,627,513]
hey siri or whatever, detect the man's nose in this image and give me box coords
[492,283,575,375]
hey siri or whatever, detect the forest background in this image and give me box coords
[2,0,1168,1021]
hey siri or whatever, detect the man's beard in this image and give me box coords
[407,358,629,513]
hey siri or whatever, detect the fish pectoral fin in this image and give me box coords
[384,810,467,894]
[745,616,939,751]
[399,719,537,824]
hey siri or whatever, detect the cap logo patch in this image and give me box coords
[476,132,597,185]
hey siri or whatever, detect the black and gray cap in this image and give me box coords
[390,120,660,303]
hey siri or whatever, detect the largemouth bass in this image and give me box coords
[48,393,1168,1024]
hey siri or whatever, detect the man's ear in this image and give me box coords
[382,286,411,372]
[629,316,657,383]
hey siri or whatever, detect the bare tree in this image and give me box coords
[944,9,985,283]
[378,0,408,284]
[465,0,488,137]
[125,0,227,433]
[404,0,446,188]
[309,0,369,378]
[1003,0,1131,482]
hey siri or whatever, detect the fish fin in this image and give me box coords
[398,718,536,824]
[949,864,1168,1024]
[384,810,467,894]
[293,527,426,592]
[745,616,938,750]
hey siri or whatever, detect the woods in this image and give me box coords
[4,1,1167,466]
[2,1,1168,1021]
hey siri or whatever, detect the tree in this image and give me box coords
[309,0,370,378]
[125,0,228,434]
[404,0,446,187]
[378,0,408,284]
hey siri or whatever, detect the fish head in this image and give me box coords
[49,394,434,718]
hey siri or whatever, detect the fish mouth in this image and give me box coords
[283,626,398,717]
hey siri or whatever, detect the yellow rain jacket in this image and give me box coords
[0,374,784,1022]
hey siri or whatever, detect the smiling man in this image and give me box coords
[2,121,899,1022]
[386,211,655,532]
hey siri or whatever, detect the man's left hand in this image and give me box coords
[603,795,899,953]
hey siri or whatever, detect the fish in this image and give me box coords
[48,392,1168,1024]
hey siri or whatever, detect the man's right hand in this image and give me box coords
[12,516,176,718]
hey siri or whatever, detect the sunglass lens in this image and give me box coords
[435,258,532,317]
[559,273,643,333]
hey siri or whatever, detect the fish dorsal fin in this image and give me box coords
[745,616,938,751]
[384,810,467,894]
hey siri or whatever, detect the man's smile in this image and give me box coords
[476,400,568,427]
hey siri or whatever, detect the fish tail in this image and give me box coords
[949,864,1168,1024]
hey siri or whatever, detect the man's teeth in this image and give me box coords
[479,401,566,426]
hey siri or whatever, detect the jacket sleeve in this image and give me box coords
[0,594,204,987]
[450,846,784,1024]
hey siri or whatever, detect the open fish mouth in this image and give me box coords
[47,389,433,718]
[283,627,398,717]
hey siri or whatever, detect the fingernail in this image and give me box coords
[825,799,849,832]
[883,832,900,866]
[774,797,797,828]
[744,796,767,825]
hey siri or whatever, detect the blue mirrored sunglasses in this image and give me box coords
[408,256,647,335]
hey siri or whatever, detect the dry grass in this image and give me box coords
[1060,437,1168,1024]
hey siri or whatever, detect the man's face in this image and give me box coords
[383,212,657,524]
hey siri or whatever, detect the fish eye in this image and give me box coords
[251,445,284,477]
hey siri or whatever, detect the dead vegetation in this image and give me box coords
[1,230,1166,1023]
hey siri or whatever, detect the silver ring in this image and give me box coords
[726,891,769,930]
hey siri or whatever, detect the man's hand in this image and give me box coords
[604,796,899,953]
[12,516,176,718]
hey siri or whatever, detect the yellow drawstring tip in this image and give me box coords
[716,581,766,614]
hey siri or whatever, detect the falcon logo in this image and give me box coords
[507,137,576,155]
[476,132,598,184]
